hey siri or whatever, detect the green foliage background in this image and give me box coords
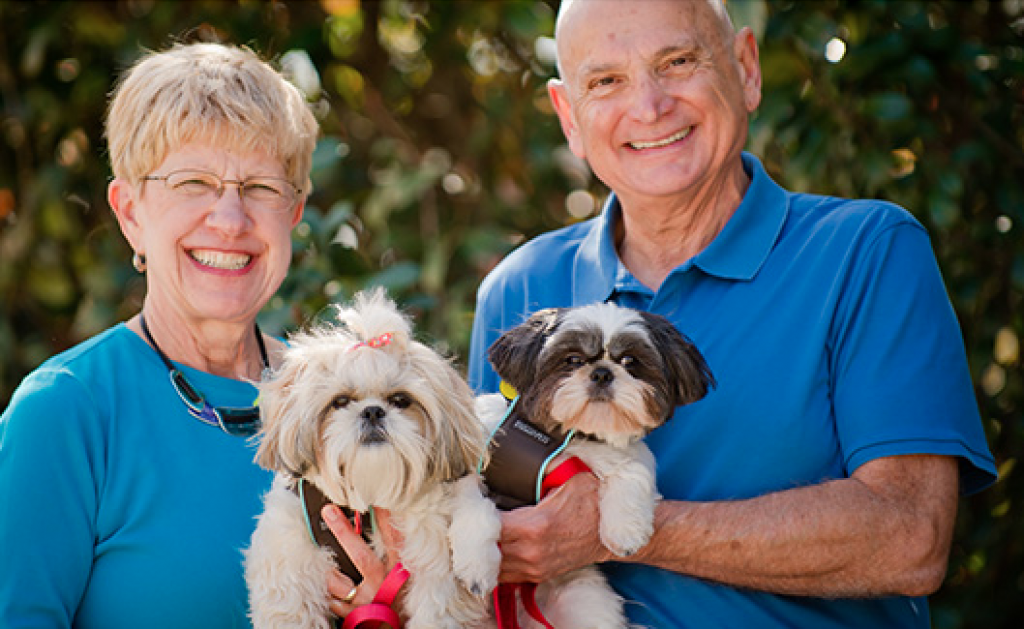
[1,0,1021,625]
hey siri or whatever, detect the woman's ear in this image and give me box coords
[108,177,143,253]
[289,197,306,230]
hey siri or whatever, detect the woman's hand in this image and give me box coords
[322,505,404,618]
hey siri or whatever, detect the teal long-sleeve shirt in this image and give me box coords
[0,323,273,628]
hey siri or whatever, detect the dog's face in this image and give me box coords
[255,290,484,511]
[488,303,714,447]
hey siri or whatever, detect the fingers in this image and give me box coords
[326,568,361,618]
[321,505,386,616]
[373,509,404,568]
[498,472,606,583]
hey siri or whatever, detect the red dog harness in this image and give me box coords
[342,564,410,629]
[479,395,594,629]
[492,456,593,629]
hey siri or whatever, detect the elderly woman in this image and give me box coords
[0,42,384,627]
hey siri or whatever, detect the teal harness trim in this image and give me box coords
[534,429,575,503]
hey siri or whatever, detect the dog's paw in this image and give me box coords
[600,515,653,558]
[453,536,500,597]
[455,549,500,598]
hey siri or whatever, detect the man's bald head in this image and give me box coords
[553,0,736,78]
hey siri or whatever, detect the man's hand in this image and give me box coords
[497,471,611,583]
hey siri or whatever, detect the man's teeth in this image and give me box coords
[630,127,691,150]
[190,250,251,270]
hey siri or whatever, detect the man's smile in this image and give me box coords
[628,126,692,150]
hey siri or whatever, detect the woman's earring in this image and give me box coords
[132,252,147,273]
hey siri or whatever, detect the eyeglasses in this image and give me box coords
[141,168,300,214]
[140,312,266,437]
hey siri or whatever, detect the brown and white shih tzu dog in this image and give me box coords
[477,302,714,628]
[245,290,501,629]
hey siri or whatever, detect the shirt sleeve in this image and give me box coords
[0,367,106,627]
[830,218,996,494]
[468,278,505,395]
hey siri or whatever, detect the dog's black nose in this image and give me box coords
[590,367,614,387]
[360,405,386,423]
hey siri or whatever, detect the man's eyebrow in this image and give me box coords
[576,59,622,79]
[577,41,704,75]
[653,40,705,60]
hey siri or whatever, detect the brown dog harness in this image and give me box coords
[292,478,372,584]
[478,395,577,510]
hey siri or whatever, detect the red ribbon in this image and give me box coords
[342,563,410,629]
[494,456,593,629]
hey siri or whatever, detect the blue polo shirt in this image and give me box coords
[468,153,996,628]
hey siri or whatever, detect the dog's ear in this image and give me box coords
[404,343,485,482]
[436,360,487,480]
[254,348,318,477]
[487,308,563,393]
[639,311,716,406]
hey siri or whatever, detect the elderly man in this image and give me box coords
[467,0,996,627]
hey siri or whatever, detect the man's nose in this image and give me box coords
[631,73,674,123]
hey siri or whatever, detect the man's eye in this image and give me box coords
[665,55,697,73]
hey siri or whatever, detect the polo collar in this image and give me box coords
[692,153,789,281]
[572,194,622,306]
[573,152,789,300]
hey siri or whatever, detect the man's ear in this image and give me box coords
[547,78,586,159]
[108,177,143,253]
[734,26,762,112]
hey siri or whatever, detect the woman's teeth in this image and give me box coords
[189,249,251,270]
[630,127,691,150]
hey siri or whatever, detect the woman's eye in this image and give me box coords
[388,393,412,409]
[329,394,351,410]
[244,181,285,199]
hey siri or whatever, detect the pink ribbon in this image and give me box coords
[350,332,395,352]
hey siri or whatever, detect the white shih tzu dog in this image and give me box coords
[245,290,501,629]
[477,302,714,628]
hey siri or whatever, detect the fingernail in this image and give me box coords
[322,505,339,523]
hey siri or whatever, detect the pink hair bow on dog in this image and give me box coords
[350,332,395,351]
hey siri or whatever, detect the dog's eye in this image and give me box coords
[619,355,637,368]
[329,394,351,410]
[388,393,412,409]
[566,354,585,368]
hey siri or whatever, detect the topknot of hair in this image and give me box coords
[334,288,412,351]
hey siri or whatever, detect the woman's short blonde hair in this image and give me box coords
[105,42,319,194]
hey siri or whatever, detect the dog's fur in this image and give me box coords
[245,290,501,629]
[478,302,714,628]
